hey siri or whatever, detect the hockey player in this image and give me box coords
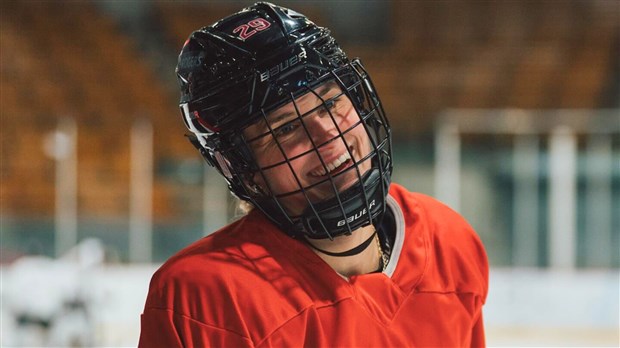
[139,2,488,347]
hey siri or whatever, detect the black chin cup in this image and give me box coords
[300,168,385,240]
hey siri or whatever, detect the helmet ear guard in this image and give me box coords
[186,131,263,202]
[186,133,217,168]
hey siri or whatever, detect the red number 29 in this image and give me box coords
[232,18,271,40]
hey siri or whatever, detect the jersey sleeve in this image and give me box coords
[138,307,253,348]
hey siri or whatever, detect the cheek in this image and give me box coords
[256,155,306,192]
[254,137,314,169]
[339,110,368,140]
[347,120,370,148]
[254,143,289,169]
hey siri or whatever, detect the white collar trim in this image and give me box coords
[382,194,405,277]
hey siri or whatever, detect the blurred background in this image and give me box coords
[1,0,619,346]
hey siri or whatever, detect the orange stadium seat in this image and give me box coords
[1,1,617,218]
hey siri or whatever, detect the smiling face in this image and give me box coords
[243,82,372,216]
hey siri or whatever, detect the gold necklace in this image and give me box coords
[375,232,388,272]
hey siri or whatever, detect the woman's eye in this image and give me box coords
[318,98,339,116]
[274,121,298,137]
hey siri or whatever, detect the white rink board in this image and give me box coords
[1,262,158,347]
[485,268,619,346]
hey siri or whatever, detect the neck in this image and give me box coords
[305,224,381,277]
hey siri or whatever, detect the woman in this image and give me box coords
[139,2,488,347]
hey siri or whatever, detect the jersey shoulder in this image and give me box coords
[143,211,314,343]
[389,183,488,299]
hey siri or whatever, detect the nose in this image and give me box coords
[304,108,340,145]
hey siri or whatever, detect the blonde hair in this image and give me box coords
[231,197,255,221]
[237,199,255,215]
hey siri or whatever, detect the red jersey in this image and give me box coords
[139,183,488,347]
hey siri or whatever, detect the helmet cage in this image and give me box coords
[198,59,392,239]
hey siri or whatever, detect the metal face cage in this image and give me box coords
[208,59,392,239]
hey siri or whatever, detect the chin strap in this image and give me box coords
[306,231,377,257]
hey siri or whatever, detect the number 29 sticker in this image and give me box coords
[232,18,271,41]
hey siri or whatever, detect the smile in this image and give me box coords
[309,151,352,177]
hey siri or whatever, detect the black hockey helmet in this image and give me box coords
[177,2,392,239]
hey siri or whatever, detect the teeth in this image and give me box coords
[310,152,351,177]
